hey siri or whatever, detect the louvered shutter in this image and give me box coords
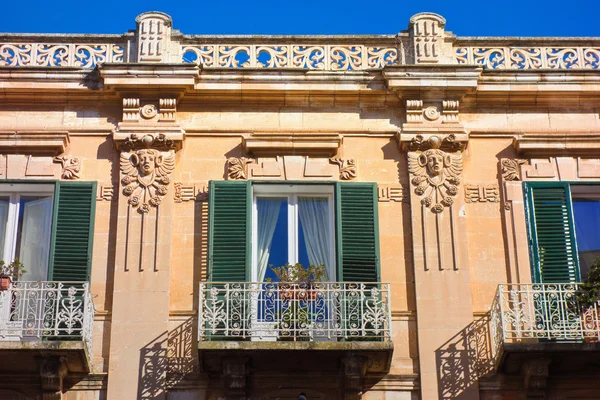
[335,182,380,282]
[208,181,251,282]
[526,183,580,283]
[48,181,97,282]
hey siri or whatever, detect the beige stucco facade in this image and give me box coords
[0,11,600,400]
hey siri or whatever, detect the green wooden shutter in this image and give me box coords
[49,181,97,282]
[525,182,580,283]
[208,181,251,282]
[335,182,380,282]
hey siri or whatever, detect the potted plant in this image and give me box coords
[577,257,600,342]
[0,258,26,290]
[266,263,327,340]
[268,263,327,301]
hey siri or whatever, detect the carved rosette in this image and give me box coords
[407,135,463,213]
[120,134,175,214]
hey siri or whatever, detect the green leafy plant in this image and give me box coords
[0,258,26,280]
[266,263,327,284]
[578,257,600,310]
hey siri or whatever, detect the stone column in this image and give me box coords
[106,134,177,399]
[402,134,478,399]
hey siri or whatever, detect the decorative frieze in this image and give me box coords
[378,184,408,203]
[226,156,358,181]
[173,182,208,202]
[96,185,115,202]
[407,136,463,213]
[120,134,175,214]
[53,155,81,180]
[464,184,500,203]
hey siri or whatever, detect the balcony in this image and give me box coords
[197,282,393,396]
[0,281,94,378]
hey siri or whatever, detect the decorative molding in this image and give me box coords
[159,98,177,122]
[407,135,463,213]
[442,100,459,124]
[406,100,424,123]
[140,104,158,119]
[242,132,341,156]
[96,185,114,202]
[120,134,175,214]
[0,131,69,155]
[173,182,208,202]
[329,158,357,180]
[227,157,255,180]
[53,155,81,180]
[378,184,408,203]
[513,133,600,157]
[464,184,500,203]
[122,98,140,122]
[402,133,468,153]
[501,158,527,181]
[121,133,175,152]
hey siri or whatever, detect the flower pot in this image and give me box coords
[0,276,12,290]
[581,306,600,343]
[279,284,318,301]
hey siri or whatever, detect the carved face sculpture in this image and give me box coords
[132,149,162,176]
[418,149,451,178]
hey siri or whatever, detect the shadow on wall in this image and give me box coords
[137,318,198,399]
[435,314,500,399]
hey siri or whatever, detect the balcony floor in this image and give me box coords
[0,340,91,375]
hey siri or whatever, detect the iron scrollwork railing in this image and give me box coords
[0,42,125,68]
[0,281,95,354]
[198,281,391,341]
[495,283,600,341]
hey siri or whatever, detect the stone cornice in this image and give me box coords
[0,130,69,155]
[242,132,341,156]
[513,133,600,157]
[98,63,200,93]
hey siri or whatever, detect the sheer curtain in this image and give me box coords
[19,197,53,282]
[298,197,333,280]
[0,200,9,261]
[256,198,283,282]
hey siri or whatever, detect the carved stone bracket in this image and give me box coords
[53,155,81,180]
[222,357,249,397]
[501,158,527,181]
[406,135,464,213]
[341,355,367,400]
[40,357,67,400]
[521,358,550,400]
[120,133,176,214]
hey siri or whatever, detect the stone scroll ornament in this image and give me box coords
[408,136,463,213]
[120,134,175,213]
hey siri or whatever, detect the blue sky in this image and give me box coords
[2,0,599,36]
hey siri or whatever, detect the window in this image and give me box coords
[252,185,335,282]
[0,182,97,282]
[526,182,600,283]
[208,181,380,283]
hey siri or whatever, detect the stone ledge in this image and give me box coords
[243,132,341,156]
[198,340,393,352]
[0,340,90,374]
[0,131,69,155]
[513,133,600,156]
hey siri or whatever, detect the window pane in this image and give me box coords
[17,196,53,281]
[572,188,600,280]
[0,197,9,262]
[257,198,287,282]
[298,197,332,280]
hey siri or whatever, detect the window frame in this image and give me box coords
[251,184,336,282]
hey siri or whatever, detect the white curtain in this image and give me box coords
[0,200,9,261]
[298,197,333,280]
[256,198,283,282]
[19,198,53,282]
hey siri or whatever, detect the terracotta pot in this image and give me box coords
[279,284,318,301]
[0,276,12,290]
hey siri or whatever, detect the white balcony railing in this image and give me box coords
[493,283,600,342]
[0,281,94,355]
[199,282,391,341]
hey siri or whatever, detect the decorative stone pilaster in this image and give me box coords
[40,357,67,400]
[135,12,176,63]
[408,13,447,64]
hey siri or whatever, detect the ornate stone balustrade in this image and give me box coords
[199,281,391,341]
[455,43,600,70]
[495,283,600,341]
[0,281,94,355]
[2,12,599,71]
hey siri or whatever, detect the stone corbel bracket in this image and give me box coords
[399,132,469,153]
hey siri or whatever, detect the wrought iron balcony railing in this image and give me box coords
[492,283,600,342]
[0,281,94,355]
[199,282,391,342]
